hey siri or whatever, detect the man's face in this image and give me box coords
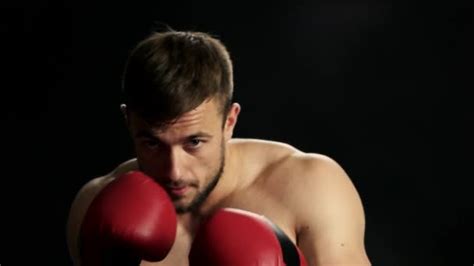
[125,99,238,213]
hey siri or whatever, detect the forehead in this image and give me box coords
[130,99,221,133]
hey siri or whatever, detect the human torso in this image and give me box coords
[112,139,303,266]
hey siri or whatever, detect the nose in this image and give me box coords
[160,147,184,182]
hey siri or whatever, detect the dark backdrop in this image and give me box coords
[2,1,472,265]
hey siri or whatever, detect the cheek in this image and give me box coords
[207,141,224,170]
[134,144,152,160]
[133,144,160,171]
[193,143,221,175]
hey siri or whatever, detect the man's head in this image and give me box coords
[121,30,234,126]
[120,30,240,213]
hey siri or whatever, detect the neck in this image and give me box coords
[192,141,240,217]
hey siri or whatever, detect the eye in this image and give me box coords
[186,138,203,149]
[190,138,202,146]
[142,140,159,149]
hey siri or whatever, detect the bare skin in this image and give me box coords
[67,99,371,266]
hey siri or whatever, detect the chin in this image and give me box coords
[173,199,194,214]
[174,204,192,214]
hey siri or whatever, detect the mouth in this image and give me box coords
[167,185,190,197]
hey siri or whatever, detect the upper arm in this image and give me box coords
[66,176,112,265]
[66,159,136,264]
[292,155,371,266]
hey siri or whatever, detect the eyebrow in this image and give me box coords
[135,130,156,139]
[135,130,213,140]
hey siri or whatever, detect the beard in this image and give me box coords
[174,140,225,214]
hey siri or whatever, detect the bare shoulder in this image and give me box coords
[258,149,355,203]
[231,138,352,195]
[281,152,364,223]
[231,138,343,182]
[67,158,139,224]
[229,138,301,181]
[231,138,300,154]
[231,138,356,199]
[286,152,349,180]
[231,139,344,169]
[281,153,370,265]
[232,140,370,264]
[230,138,301,167]
[66,158,138,265]
[108,158,139,177]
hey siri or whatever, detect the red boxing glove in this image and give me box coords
[189,208,308,266]
[80,171,177,266]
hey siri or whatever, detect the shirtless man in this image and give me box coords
[66,30,371,265]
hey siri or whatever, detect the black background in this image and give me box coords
[2,1,472,265]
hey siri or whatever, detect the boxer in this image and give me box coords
[67,30,371,265]
[78,171,307,265]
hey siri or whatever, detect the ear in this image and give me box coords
[120,104,129,126]
[223,103,241,141]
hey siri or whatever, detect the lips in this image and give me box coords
[168,185,189,197]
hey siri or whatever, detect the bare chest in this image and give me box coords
[220,185,297,242]
[140,220,193,266]
[141,187,296,266]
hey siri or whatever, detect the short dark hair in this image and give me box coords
[122,30,234,126]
